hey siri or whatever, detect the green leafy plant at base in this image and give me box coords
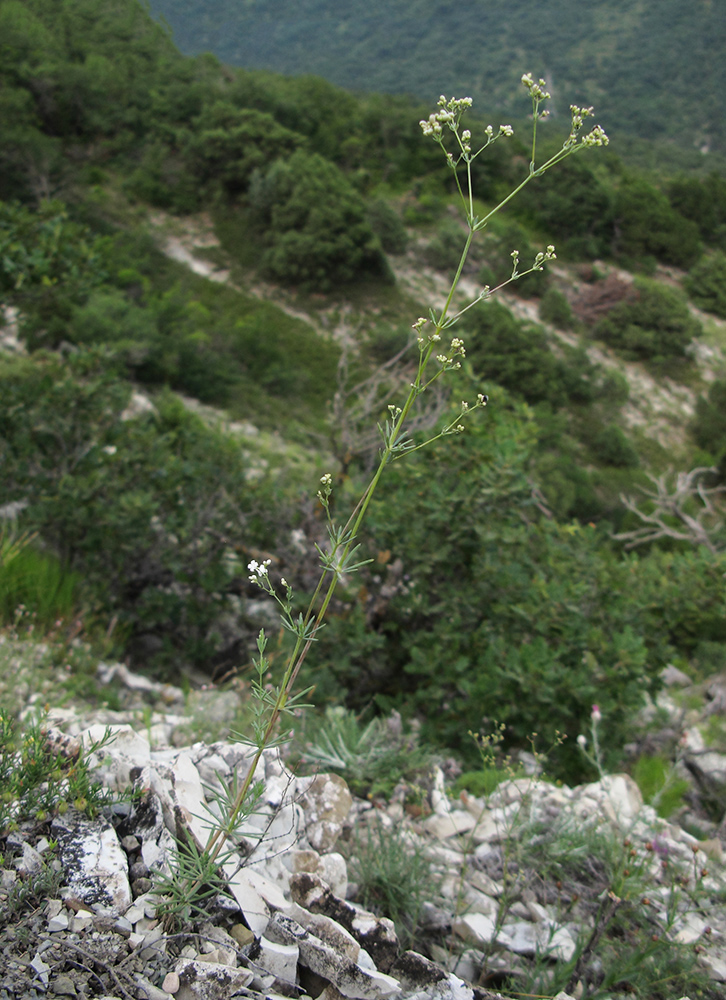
[0,844,64,920]
[299,706,433,798]
[0,710,117,832]
[347,812,442,951]
[0,528,80,630]
[153,73,611,926]
[632,753,690,820]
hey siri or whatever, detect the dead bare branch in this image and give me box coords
[613,467,726,553]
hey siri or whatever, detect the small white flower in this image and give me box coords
[577,734,587,749]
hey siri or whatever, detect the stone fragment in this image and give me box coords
[70,909,94,932]
[16,840,43,875]
[50,975,76,996]
[661,664,692,687]
[452,912,496,948]
[423,811,477,840]
[173,958,254,1000]
[256,935,300,982]
[288,902,361,962]
[388,951,448,990]
[297,931,400,999]
[139,925,167,960]
[51,812,132,913]
[672,911,710,944]
[132,976,173,1000]
[162,972,181,994]
[198,923,239,966]
[300,774,353,851]
[129,792,176,872]
[48,911,70,932]
[289,847,348,899]
[290,872,399,972]
[121,389,157,421]
[82,723,152,792]
[30,953,51,986]
[577,774,644,830]
[699,952,726,980]
[498,920,577,962]
[230,923,255,947]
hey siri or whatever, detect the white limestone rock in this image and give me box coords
[173,958,254,1000]
[300,773,353,852]
[452,912,497,948]
[51,811,132,914]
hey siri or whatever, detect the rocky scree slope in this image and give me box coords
[3,660,726,1000]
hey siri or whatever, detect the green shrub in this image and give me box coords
[632,754,690,818]
[465,301,592,407]
[668,172,726,249]
[248,150,390,291]
[0,351,277,667]
[0,711,117,830]
[686,251,726,318]
[590,424,640,468]
[613,178,702,269]
[183,102,304,200]
[0,199,109,328]
[538,287,574,328]
[513,157,614,260]
[299,706,432,798]
[367,198,408,255]
[594,277,701,362]
[423,221,466,273]
[347,813,441,950]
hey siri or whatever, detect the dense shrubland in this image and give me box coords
[0,0,725,782]
[147,0,726,157]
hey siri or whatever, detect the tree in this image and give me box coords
[613,178,701,269]
[184,102,305,199]
[248,150,390,290]
[686,252,726,319]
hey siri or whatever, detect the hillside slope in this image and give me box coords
[148,0,726,156]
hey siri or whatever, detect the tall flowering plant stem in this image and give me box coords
[159,75,608,919]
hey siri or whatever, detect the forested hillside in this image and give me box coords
[147,0,726,159]
[1,0,726,782]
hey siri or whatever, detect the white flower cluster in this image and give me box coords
[581,124,609,147]
[248,558,271,583]
[521,73,551,101]
[317,472,333,508]
[567,105,609,148]
[436,337,466,368]
[533,245,557,269]
[419,95,473,137]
